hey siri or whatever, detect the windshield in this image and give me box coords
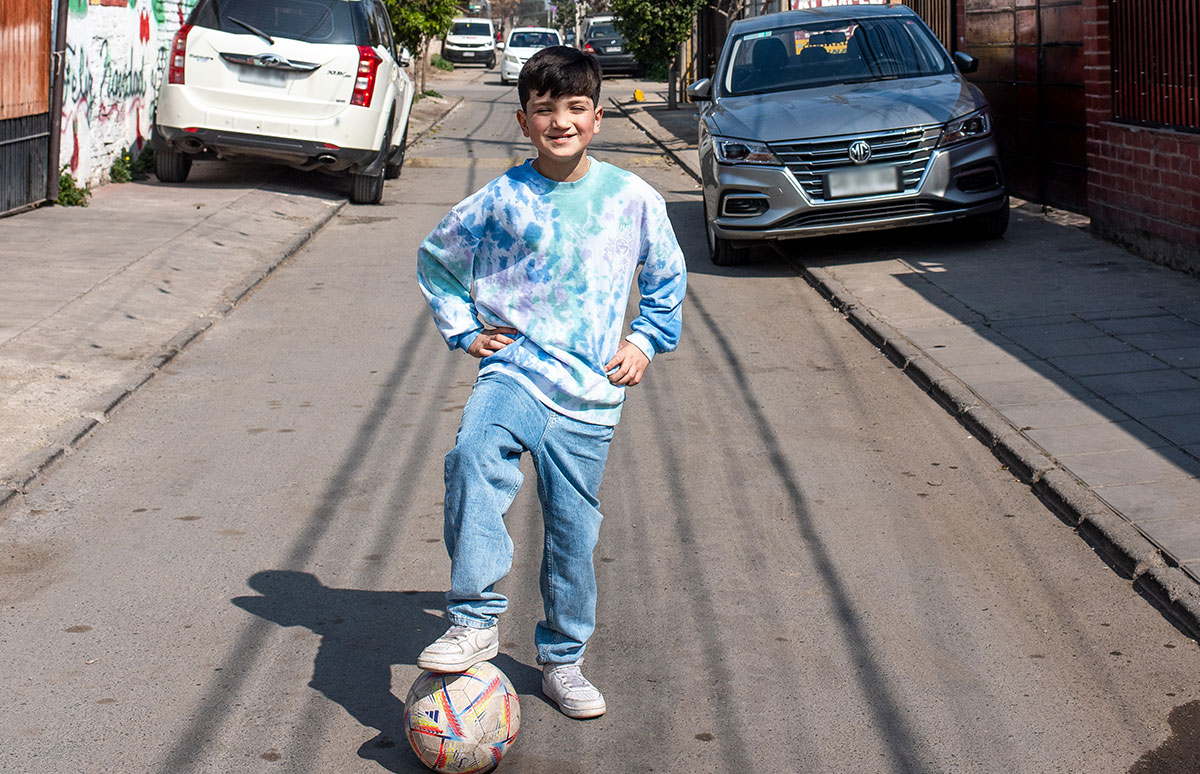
[451,22,491,36]
[191,0,366,45]
[722,16,953,96]
[588,23,618,39]
[509,31,559,48]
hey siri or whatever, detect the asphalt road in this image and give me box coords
[1,72,1198,774]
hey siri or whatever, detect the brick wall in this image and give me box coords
[1084,0,1200,275]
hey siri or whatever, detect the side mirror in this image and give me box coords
[954,51,979,74]
[496,41,505,50]
[686,78,712,101]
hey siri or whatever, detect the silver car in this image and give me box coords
[688,5,1008,265]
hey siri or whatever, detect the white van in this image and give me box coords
[442,17,497,68]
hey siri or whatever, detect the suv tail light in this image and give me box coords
[351,46,381,107]
[168,24,192,84]
[584,42,595,53]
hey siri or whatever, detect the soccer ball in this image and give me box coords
[404,662,520,773]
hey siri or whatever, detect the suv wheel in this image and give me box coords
[385,125,407,180]
[155,147,192,183]
[351,170,384,204]
[487,54,496,69]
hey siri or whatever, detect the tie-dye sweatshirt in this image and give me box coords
[417,157,686,426]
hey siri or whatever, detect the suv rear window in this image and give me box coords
[190,0,368,45]
[451,22,492,36]
[588,23,617,39]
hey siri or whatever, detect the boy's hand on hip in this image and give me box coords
[467,327,519,358]
[605,340,650,386]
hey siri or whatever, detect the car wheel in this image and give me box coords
[154,147,192,183]
[385,125,408,180]
[487,55,496,69]
[351,170,384,204]
[963,197,1010,240]
[704,197,743,267]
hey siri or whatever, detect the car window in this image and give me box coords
[190,0,368,45]
[451,22,492,36]
[588,23,616,38]
[723,16,952,96]
[372,0,393,50]
[510,31,559,48]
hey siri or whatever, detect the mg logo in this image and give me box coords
[848,140,872,164]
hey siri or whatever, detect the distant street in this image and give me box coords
[1,68,1197,774]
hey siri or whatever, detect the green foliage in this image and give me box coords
[56,167,90,207]
[130,144,155,180]
[110,150,133,183]
[385,0,458,57]
[431,53,455,71]
[610,0,702,68]
[419,88,444,99]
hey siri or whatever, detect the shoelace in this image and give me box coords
[441,625,472,642]
[551,665,591,690]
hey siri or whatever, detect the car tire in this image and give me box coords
[154,147,192,183]
[351,170,384,204]
[487,55,496,69]
[704,197,744,267]
[385,125,408,180]
[963,197,1010,240]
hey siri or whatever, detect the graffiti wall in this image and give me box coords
[61,0,195,186]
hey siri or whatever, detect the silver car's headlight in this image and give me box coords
[938,108,992,148]
[506,54,519,64]
[712,136,782,165]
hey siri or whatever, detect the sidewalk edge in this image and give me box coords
[608,99,702,184]
[796,260,1200,641]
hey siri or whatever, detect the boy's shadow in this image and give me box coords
[232,570,541,772]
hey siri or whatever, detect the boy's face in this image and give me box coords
[516,91,602,166]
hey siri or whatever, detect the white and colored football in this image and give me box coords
[404,662,520,773]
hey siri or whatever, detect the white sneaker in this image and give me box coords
[417,624,499,672]
[542,660,606,719]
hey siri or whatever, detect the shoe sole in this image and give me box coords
[416,640,499,673]
[547,695,607,719]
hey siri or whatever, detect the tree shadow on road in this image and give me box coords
[233,569,540,772]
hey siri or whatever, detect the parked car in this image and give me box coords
[687,5,1008,266]
[499,27,562,85]
[152,0,414,204]
[441,17,497,68]
[582,19,638,76]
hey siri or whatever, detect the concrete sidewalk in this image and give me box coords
[0,78,467,514]
[610,83,1200,638]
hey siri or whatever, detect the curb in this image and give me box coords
[609,99,702,185]
[0,94,465,515]
[795,262,1200,641]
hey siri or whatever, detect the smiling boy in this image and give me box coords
[416,46,686,719]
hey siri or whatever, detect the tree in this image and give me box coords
[386,0,460,94]
[610,0,702,108]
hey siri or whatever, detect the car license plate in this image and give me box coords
[463,51,475,57]
[237,67,287,88]
[825,165,901,198]
[611,45,623,53]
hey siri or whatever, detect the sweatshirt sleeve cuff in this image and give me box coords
[625,332,656,362]
[450,328,483,353]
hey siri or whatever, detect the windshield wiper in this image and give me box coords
[227,16,274,45]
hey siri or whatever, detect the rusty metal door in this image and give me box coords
[897,0,955,50]
[1,0,53,215]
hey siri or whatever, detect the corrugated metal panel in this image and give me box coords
[0,0,51,120]
[1111,0,1200,131]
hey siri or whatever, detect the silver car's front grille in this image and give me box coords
[770,126,941,202]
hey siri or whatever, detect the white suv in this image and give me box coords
[152,0,414,204]
[441,17,497,68]
[499,27,561,85]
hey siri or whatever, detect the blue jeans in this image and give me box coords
[443,371,614,665]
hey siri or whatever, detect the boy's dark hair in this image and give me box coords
[517,46,602,110]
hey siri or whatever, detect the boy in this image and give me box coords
[415,46,686,719]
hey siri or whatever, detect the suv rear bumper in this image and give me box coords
[155,125,377,173]
[441,45,494,64]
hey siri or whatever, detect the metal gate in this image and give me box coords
[896,0,954,50]
[1,0,53,215]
